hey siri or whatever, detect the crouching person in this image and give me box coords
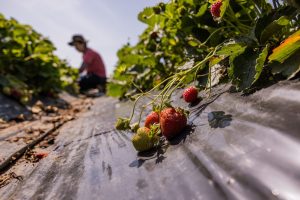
[68,35,107,94]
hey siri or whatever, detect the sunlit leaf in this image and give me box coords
[220,0,229,18]
[195,3,208,17]
[216,43,247,57]
[270,49,300,80]
[268,30,300,63]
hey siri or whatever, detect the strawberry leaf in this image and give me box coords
[216,43,247,57]
[260,16,290,44]
[229,49,259,90]
[270,49,300,80]
[268,30,300,63]
[252,44,270,84]
[220,0,229,18]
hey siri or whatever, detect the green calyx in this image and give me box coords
[115,117,131,130]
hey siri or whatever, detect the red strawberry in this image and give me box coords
[183,86,198,103]
[34,151,49,159]
[210,1,222,18]
[160,107,187,140]
[145,111,160,128]
[11,89,22,99]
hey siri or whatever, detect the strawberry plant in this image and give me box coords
[109,0,299,97]
[0,14,78,104]
[112,0,299,152]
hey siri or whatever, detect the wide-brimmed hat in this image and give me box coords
[68,35,87,46]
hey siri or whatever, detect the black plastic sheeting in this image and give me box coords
[0,94,30,121]
[1,80,300,200]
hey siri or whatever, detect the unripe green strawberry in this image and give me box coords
[20,96,29,105]
[2,86,11,96]
[132,127,155,152]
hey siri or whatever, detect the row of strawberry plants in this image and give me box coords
[111,0,300,152]
[0,14,78,104]
[109,0,300,98]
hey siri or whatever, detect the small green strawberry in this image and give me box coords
[20,96,29,105]
[2,86,11,96]
[132,127,158,152]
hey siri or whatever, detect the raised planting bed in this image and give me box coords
[0,80,299,200]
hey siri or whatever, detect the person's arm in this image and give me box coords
[79,62,87,73]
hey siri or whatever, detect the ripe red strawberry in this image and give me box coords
[160,107,187,140]
[183,86,198,103]
[145,111,160,128]
[34,151,49,159]
[11,89,22,99]
[210,1,222,18]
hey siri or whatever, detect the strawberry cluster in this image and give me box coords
[129,107,188,152]
[114,85,200,152]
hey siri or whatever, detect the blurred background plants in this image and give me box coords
[0,14,78,104]
[108,0,300,98]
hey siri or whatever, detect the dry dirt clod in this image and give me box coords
[31,106,42,114]
[6,137,20,143]
[15,114,25,121]
[35,100,44,107]
[0,119,9,129]
[45,106,59,113]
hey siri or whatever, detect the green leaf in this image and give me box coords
[270,49,300,80]
[216,43,247,57]
[253,44,269,84]
[229,49,259,90]
[220,0,229,18]
[209,56,224,67]
[138,7,158,27]
[195,3,208,17]
[254,6,296,42]
[187,38,199,47]
[268,30,300,63]
[260,16,290,44]
[107,82,127,97]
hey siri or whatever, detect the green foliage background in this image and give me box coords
[108,0,300,98]
[0,14,78,103]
